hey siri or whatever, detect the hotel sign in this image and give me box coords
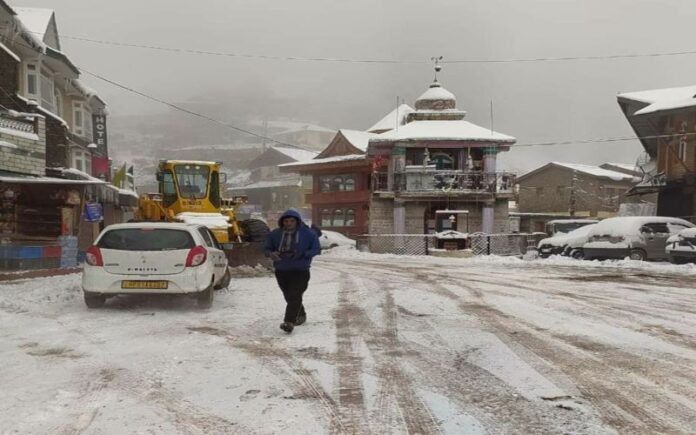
[92,114,107,150]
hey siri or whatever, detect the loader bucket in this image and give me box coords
[224,241,273,269]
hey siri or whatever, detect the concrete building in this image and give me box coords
[515,162,639,232]
[366,69,516,236]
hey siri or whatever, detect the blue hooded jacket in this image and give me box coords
[263,209,321,271]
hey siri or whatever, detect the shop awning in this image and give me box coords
[0,172,103,185]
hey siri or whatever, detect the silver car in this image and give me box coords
[583,217,694,261]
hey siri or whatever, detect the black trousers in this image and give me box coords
[274,270,310,323]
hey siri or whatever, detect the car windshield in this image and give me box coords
[174,164,210,199]
[97,228,195,251]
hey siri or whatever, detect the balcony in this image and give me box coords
[0,112,38,137]
[372,169,516,196]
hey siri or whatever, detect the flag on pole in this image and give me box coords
[112,163,127,188]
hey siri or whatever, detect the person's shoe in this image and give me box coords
[295,314,307,326]
[280,322,295,333]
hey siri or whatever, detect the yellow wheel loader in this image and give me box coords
[135,160,271,267]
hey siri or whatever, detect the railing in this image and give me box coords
[372,170,516,194]
[0,112,36,134]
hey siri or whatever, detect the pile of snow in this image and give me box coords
[176,212,230,230]
[367,104,414,133]
[319,230,356,250]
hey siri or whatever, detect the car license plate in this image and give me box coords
[121,280,168,289]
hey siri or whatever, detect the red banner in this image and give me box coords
[92,156,110,181]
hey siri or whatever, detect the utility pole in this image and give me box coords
[569,171,577,217]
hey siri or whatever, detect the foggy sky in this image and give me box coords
[9,0,696,173]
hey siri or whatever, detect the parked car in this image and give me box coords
[82,223,231,309]
[319,230,356,250]
[666,227,696,264]
[537,223,597,259]
[544,219,598,236]
[583,217,694,261]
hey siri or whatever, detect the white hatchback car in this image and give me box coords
[82,223,231,309]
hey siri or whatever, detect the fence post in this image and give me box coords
[487,235,491,255]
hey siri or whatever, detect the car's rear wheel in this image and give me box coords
[629,249,647,261]
[570,249,584,260]
[197,282,214,309]
[214,267,231,290]
[84,291,106,308]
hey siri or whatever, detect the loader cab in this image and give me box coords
[156,161,223,214]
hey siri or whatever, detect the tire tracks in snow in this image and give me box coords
[341,260,696,434]
[187,326,349,434]
[333,271,442,435]
[341,267,598,435]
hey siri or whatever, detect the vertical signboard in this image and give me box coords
[92,114,107,152]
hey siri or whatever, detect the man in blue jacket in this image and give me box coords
[263,209,321,333]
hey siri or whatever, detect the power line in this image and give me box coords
[30,32,696,65]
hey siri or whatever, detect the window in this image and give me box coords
[54,89,63,117]
[97,228,194,251]
[40,68,55,113]
[431,152,454,170]
[174,164,210,199]
[320,207,356,227]
[332,209,345,226]
[641,223,669,234]
[161,171,176,207]
[345,209,356,226]
[210,171,221,208]
[678,120,688,162]
[197,227,215,247]
[72,150,91,174]
[26,64,38,98]
[73,102,84,136]
[319,174,356,192]
[321,208,332,226]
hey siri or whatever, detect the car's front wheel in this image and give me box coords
[669,255,689,265]
[84,291,106,308]
[570,249,585,260]
[197,283,214,309]
[629,249,647,261]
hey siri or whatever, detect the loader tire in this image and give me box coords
[241,219,270,242]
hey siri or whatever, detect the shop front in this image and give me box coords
[0,172,101,271]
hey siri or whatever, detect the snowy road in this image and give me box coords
[2,251,696,434]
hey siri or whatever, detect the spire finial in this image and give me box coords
[431,56,443,83]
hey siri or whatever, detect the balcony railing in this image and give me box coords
[0,112,37,135]
[372,170,516,194]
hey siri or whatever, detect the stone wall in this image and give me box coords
[0,117,46,176]
[368,197,394,234]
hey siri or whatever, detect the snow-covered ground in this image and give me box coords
[2,251,696,434]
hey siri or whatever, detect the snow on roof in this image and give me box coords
[371,120,515,143]
[271,122,335,135]
[618,85,696,117]
[271,146,318,162]
[552,163,637,181]
[13,8,54,45]
[603,162,638,172]
[279,154,366,168]
[547,219,599,225]
[340,129,379,152]
[618,85,696,105]
[417,85,456,102]
[635,98,696,116]
[0,173,100,185]
[59,167,106,183]
[0,41,20,62]
[368,104,414,133]
[588,216,694,238]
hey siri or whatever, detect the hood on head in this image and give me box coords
[278,209,303,228]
